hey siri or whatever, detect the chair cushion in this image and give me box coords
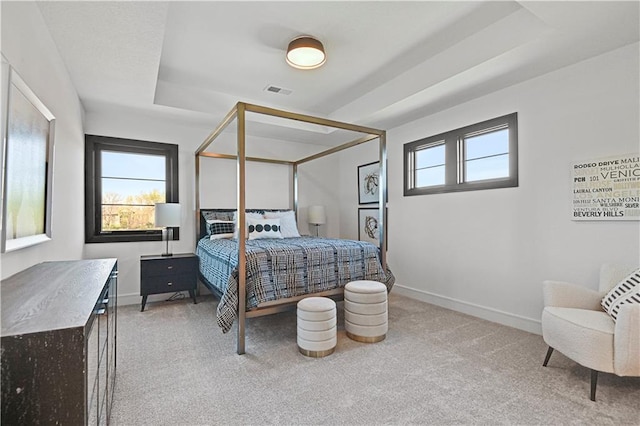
[345,280,387,294]
[297,297,336,321]
[297,296,336,312]
[345,291,387,304]
[601,267,640,321]
[542,307,615,373]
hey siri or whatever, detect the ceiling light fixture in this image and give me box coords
[286,36,326,70]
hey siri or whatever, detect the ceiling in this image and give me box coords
[36,1,639,146]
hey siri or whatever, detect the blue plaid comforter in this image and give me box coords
[197,236,394,333]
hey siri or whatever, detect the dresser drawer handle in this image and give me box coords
[167,266,173,270]
[167,282,173,286]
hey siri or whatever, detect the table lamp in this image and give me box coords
[308,205,326,237]
[155,203,181,256]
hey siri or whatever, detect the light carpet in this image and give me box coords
[111,293,639,425]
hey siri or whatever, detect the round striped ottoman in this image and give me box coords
[344,280,388,343]
[297,297,337,357]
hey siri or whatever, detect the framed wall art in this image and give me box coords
[358,207,379,246]
[571,153,639,221]
[358,161,380,204]
[1,64,56,252]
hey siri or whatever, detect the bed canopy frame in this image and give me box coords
[195,102,387,354]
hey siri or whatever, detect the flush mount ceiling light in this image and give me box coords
[286,36,326,70]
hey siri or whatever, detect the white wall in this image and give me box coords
[0,2,85,279]
[339,42,639,334]
[297,154,343,238]
[338,141,383,241]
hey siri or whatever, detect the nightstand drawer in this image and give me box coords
[141,257,197,277]
[141,273,196,294]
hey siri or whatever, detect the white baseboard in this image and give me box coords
[118,292,143,307]
[118,282,212,307]
[118,291,192,307]
[392,284,542,335]
[119,285,542,335]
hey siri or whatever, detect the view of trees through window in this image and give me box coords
[101,189,165,231]
[100,150,166,231]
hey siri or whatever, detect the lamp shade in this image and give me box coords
[286,36,326,70]
[308,205,326,225]
[155,203,181,227]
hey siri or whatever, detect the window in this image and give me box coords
[404,113,518,196]
[85,135,179,243]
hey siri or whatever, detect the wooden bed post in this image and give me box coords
[237,102,247,355]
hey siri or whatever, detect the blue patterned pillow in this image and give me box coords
[247,218,283,240]
[206,220,235,239]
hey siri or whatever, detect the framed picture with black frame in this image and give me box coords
[357,161,380,204]
[358,207,379,246]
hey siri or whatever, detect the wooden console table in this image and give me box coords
[1,258,118,425]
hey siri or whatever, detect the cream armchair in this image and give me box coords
[541,264,640,401]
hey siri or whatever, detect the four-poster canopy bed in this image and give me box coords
[194,102,391,354]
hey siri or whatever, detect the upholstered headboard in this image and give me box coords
[198,208,292,241]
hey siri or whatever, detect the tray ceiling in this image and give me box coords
[36,1,639,146]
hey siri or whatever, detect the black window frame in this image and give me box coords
[404,113,518,196]
[85,134,179,243]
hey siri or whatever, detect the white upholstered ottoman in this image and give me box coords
[344,280,388,343]
[297,297,337,357]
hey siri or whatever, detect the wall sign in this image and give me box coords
[572,153,639,221]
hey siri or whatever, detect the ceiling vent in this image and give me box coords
[264,85,292,95]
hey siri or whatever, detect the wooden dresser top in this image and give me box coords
[1,259,117,337]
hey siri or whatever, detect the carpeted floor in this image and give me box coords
[111,293,639,425]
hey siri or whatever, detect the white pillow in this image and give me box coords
[232,211,263,239]
[263,210,301,238]
[247,217,283,240]
[601,267,640,321]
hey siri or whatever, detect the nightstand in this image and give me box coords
[140,253,198,312]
